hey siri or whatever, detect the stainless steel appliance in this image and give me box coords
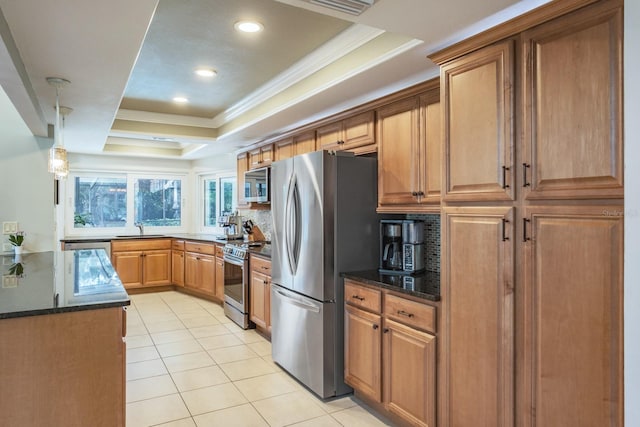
[244,166,270,203]
[222,243,253,329]
[217,214,243,240]
[271,150,379,398]
[379,220,425,274]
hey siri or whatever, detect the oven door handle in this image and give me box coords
[274,289,320,313]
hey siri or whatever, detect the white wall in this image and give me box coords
[0,87,54,253]
[624,0,639,423]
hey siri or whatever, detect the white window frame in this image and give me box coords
[198,172,237,233]
[65,171,188,236]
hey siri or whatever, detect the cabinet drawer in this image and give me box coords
[344,280,381,313]
[172,239,185,251]
[111,238,171,252]
[215,245,224,257]
[185,241,215,255]
[250,255,271,276]
[384,294,436,333]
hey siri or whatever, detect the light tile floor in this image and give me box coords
[125,291,394,427]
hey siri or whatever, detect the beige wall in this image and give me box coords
[0,87,54,253]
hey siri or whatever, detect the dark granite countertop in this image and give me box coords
[249,243,271,259]
[341,270,441,301]
[0,250,130,319]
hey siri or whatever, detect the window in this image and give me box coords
[68,172,186,234]
[134,178,182,226]
[202,175,237,228]
[74,176,127,228]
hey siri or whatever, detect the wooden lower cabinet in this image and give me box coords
[249,255,271,332]
[521,205,623,427]
[344,304,382,402]
[184,252,215,296]
[111,239,171,289]
[215,256,224,301]
[0,307,126,426]
[344,280,437,426]
[172,250,185,286]
[384,318,436,427]
[441,206,514,427]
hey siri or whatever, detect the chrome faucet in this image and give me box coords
[135,222,144,236]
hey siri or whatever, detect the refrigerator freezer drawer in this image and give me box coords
[271,284,337,398]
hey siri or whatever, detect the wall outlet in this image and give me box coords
[2,275,18,288]
[2,222,18,234]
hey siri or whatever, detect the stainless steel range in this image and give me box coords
[222,243,253,329]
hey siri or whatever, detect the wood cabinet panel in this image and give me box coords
[237,152,249,207]
[422,97,441,201]
[377,97,420,206]
[112,251,143,287]
[0,307,125,426]
[274,137,294,160]
[111,238,171,252]
[442,206,514,427]
[384,293,436,333]
[522,3,623,199]
[172,250,184,287]
[184,252,215,296]
[345,304,382,402]
[142,249,171,286]
[249,255,271,331]
[215,256,224,301]
[522,205,623,427]
[442,40,514,201]
[249,145,273,169]
[318,111,375,153]
[344,280,381,313]
[384,318,436,427]
[185,241,215,255]
[317,121,343,150]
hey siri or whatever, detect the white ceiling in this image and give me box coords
[0,0,550,161]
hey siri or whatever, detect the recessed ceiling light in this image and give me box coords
[234,20,263,33]
[195,68,217,78]
[173,97,188,103]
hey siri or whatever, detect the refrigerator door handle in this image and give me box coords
[285,173,299,275]
[274,288,321,313]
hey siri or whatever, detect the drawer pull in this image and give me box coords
[352,295,365,301]
[372,324,379,330]
[383,328,389,333]
[261,266,269,270]
[397,310,414,318]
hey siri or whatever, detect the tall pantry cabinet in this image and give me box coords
[430,0,623,426]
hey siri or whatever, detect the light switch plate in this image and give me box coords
[2,275,18,288]
[2,222,17,234]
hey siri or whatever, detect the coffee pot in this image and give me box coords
[380,223,403,271]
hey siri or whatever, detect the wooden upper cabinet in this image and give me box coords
[377,88,440,212]
[522,2,623,200]
[275,130,317,161]
[522,205,623,427]
[377,97,420,207]
[442,39,515,202]
[237,152,249,207]
[249,144,273,169]
[441,206,514,427]
[419,91,441,203]
[317,111,375,154]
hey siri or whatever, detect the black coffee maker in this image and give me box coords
[379,221,403,272]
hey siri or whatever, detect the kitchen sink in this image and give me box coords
[114,234,166,238]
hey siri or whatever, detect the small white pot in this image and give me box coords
[13,246,23,255]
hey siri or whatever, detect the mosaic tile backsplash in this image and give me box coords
[407,213,441,273]
[237,208,273,242]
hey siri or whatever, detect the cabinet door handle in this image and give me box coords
[418,191,425,196]
[397,310,414,318]
[523,218,531,242]
[502,218,510,241]
[337,140,345,145]
[411,191,418,197]
[263,280,268,284]
[523,163,531,187]
[383,328,389,333]
[261,266,269,270]
[352,295,365,301]
[502,166,510,189]
[372,324,379,330]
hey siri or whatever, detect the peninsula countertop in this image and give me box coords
[0,250,129,319]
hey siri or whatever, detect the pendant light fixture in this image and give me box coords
[46,77,71,179]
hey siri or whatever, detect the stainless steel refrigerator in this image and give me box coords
[270,150,380,398]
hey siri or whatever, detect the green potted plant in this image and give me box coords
[9,231,25,255]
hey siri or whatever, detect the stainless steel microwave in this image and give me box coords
[244,166,270,203]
